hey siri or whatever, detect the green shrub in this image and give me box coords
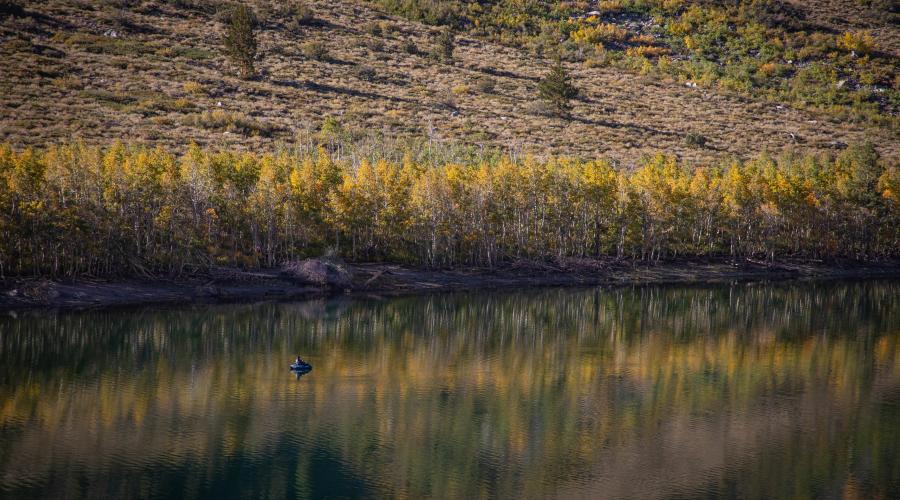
[474,75,496,93]
[684,132,707,148]
[364,21,383,36]
[439,94,458,110]
[286,3,315,30]
[791,63,842,106]
[185,110,273,136]
[354,65,377,82]
[430,28,455,62]
[365,37,385,52]
[318,116,345,143]
[379,21,399,34]
[401,39,419,54]
[301,40,328,61]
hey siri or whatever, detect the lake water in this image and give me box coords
[1,281,898,499]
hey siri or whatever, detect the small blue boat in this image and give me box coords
[290,362,312,372]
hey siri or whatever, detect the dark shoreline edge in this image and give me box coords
[2,258,899,311]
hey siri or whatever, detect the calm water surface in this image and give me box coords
[1,281,899,499]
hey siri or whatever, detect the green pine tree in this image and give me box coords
[223,4,258,79]
[538,59,578,118]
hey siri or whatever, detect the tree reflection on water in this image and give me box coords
[1,281,898,499]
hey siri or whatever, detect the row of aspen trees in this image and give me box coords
[1,141,897,277]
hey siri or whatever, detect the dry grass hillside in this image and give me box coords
[1,0,897,166]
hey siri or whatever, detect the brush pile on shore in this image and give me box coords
[281,257,354,290]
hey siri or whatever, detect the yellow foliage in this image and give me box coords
[571,23,629,45]
[669,20,691,37]
[629,34,655,45]
[756,62,778,79]
[597,1,624,12]
[836,31,876,55]
[879,167,900,205]
[661,0,684,10]
[183,81,206,96]
[0,141,896,275]
[451,84,470,96]
[626,45,670,58]
[683,35,697,50]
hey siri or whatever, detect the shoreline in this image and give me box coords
[2,258,899,311]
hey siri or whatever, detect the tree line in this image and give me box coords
[0,141,897,278]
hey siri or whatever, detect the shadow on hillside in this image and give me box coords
[4,6,78,36]
[470,66,539,83]
[573,116,680,138]
[570,116,727,152]
[801,22,840,35]
[273,80,415,104]
[275,18,337,32]
[320,57,356,66]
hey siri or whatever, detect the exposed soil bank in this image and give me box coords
[2,258,899,310]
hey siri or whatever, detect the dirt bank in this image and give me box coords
[1,258,899,310]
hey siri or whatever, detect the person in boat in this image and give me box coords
[295,355,305,366]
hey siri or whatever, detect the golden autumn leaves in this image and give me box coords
[0,141,897,277]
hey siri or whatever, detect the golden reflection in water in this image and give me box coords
[0,282,898,499]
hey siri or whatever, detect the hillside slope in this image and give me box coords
[1,0,897,166]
